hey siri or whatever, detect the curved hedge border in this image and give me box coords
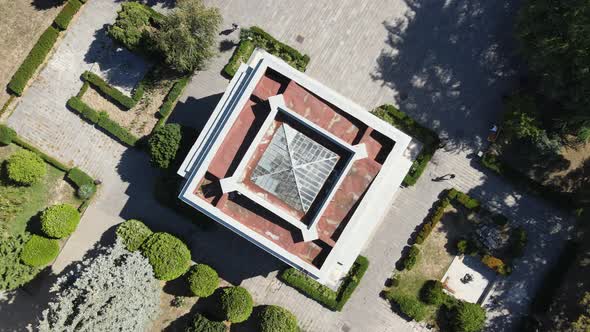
[54,0,83,31]
[224,26,310,77]
[279,255,369,311]
[7,27,60,96]
[81,71,138,109]
[372,104,440,186]
[67,96,139,146]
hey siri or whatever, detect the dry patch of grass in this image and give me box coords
[0,1,64,105]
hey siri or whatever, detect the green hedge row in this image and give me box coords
[415,188,481,245]
[12,136,69,171]
[67,167,94,187]
[373,104,440,186]
[54,0,83,31]
[67,96,139,146]
[8,26,60,96]
[224,26,310,77]
[81,71,137,109]
[400,245,420,271]
[279,256,369,311]
[158,76,189,119]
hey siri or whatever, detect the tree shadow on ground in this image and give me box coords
[371,0,521,152]
[168,94,222,132]
[30,0,65,10]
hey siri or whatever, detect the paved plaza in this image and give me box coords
[1,1,575,332]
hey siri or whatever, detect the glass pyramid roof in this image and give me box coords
[250,123,340,212]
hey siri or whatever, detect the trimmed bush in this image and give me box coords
[140,232,191,280]
[8,26,60,96]
[41,204,81,239]
[452,302,486,332]
[401,245,420,271]
[0,125,16,145]
[82,71,137,109]
[373,104,440,186]
[6,149,47,185]
[77,184,96,199]
[54,0,83,31]
[148,123,182,169]
[224,27,310,77]
[186,313,226,332]
[67,167,94,187]
[67,96,100,123]
[260,305,298,332]
[158,77,190,119]
[279,256,369,311]
[220,286,254,323]
[388,293,427,321]
[115,219,153,252]
[11,136,69,171]
[186,264,219,297]
[420,280,446,305]
[20,235,59,267]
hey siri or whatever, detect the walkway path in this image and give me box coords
[2,0,573,331]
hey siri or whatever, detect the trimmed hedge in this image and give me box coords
[12,137,69,171]
[185,313,226,332]
[6,149,47,186]
[140,232,191,280]
[54,0,83,31]
[186,264,219,298]
[401,245,420,271]
[158,76,190,119]
[279,255,369,311]
[260,305,298,332]
[67,167,94,187]
[373,104,440,186]
[387,293,428,322]
[220,286,254,323]
[20,235,60,267]
[224,26,310,77]
[81,71,137,109]
[148,123,182,169]
[67,97,139,146]
[116,219,153,252]
[40,204,81,239]
[0,125,16,145]
[8,26,60,96]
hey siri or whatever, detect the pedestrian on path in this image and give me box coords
[432,173,455,182]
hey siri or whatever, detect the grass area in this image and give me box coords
[0,144,81,235]
[389,210,467,321]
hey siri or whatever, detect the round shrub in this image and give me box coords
[186,313,226,332]
[148,123,182,169]
[220,286,253,323]
[116,219,153,252]
[420,280,446,305]
[0,125,16,145]
[140,232,191,280]
[77,183,96,200]
[6,150,46,185]
[21,235,59,267]
[452,302,486,332]
[187,263,219,297]
[41,204,81,239]
[259,305,298,332]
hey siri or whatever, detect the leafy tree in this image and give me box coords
[108,2,152,51]
[140,232,191,280]
[38,240,160,331]
[260,305,298,332]
[151,0,222,73]
[452,302,486,332]
[517,0,590,134]
[572,292,590,332]
[220,286,253,323]
[186,263,219,297]
[6,149,46,186]
[40,204,81,239]
[116,219,153,252]
[21,235,60,267]
[0,233,39,291]
[389,293,427,321]
[148,123,182,169]
[420,280,446,305]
